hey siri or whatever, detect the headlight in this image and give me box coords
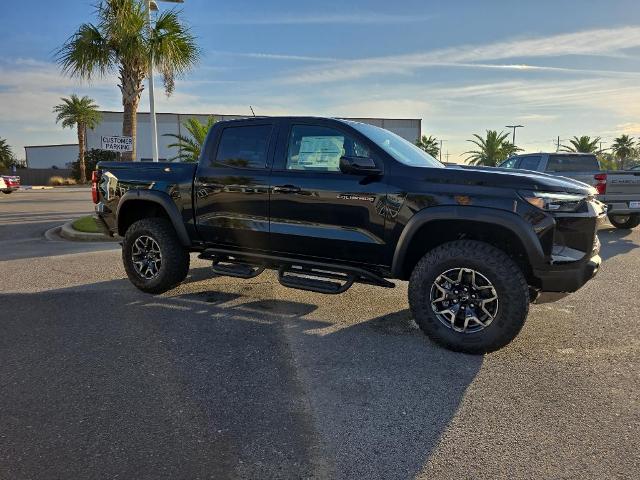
[520,191,587,212]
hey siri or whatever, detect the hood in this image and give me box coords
[440,165,595,194]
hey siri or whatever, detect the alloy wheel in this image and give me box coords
[131,235,162,279]
[430,267,499,333]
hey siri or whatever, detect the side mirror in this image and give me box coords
[339,156,381,175]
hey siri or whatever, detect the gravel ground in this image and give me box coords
[1,189,638,479]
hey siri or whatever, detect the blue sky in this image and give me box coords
[1,0,640,161]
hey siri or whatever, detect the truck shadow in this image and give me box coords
[0,278,481,479]
[597,226,639,261]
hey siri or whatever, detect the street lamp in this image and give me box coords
[146,0,184,162]
[505,124,524,146]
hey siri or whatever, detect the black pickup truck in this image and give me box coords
[94,117,605,353]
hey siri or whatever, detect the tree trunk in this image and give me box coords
[77,123,86,183]
[119,65,145,161]
[122,99,139,161]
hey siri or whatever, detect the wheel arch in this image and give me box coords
[391,206,547,281]
[116,190,191,247]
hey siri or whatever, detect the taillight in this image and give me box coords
[594,173,607,195]
[91,170,100,203]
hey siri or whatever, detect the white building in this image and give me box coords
[25,111,422,166]
[24,143,80,169]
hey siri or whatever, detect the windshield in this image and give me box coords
[345,121,444,168]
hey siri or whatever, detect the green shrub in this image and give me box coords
[71,149,118,182]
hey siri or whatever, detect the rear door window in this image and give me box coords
[519,156,542,171]
[214,125,273,169]
[546,155,598,172]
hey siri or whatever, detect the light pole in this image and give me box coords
[146,0,184,162]
[505,124,524,146]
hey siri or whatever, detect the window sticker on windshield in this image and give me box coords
[297,136,344,169]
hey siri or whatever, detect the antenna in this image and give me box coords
[249,105,256,117]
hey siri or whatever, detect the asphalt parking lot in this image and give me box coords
[1,189,639,479]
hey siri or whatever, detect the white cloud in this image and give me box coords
[281,25,640,84]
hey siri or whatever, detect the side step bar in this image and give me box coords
[212,259,265,279]
[198,248,394,294]
[278,265,356,294]
[198,253,265,279]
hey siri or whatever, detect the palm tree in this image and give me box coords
[464,130,515,166]
[57,0,199,161]
[560,136,601,153]
[611,134,636,170]
[163,116,216,162]
[415,135,440,158]
[53,95,102,182]
[0,138,15,169]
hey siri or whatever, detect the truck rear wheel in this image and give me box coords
[122,218,190,294]
[608,213,640,229]
[408,240,529,354]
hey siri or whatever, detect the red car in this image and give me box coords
[1,175,20,194]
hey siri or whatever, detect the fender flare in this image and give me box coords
[117,189,191,247]
[391,205,547,278]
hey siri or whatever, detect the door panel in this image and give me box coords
[269,122,388,265]
[194,122,275,251]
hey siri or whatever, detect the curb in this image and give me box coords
[20,186,54,190]
[60,221,118,242]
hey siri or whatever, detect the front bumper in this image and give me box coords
[530,197,604,294]
[533,253,601,293]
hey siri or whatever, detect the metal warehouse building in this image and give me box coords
[26,111,422,167]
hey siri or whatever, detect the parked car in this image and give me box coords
[499,152,640,229]
[1,175,20,194]
[93,117,605,353]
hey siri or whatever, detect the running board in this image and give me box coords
[198,248,394,293]
[278,265,355,294]
[198,253,265,279]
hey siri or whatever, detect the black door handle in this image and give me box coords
[272,185,301,194]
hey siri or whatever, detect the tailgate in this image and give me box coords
[606,172,640,196]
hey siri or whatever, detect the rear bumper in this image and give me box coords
[606,204,640,215]
[533,253,601,293]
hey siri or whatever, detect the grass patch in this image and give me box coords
[72,216,100,233]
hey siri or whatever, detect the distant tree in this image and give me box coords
[53,94,102,182]
[597,152,619,170]
[70,148,117,181]
[415,134,440,158]
[464,130,516,166]
[163,116,216,162]
[0,138,15,169]
[501,141,523,159]
[560,135,601,153]
[57,0,200,161]
[611,134,636,170]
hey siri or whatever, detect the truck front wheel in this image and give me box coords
[408,240,529,354]
[122,218,190,294]
[608,213,640,229]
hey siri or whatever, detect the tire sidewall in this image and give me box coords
[122,219,188,293]
[409,242,528,353]
[608,213,640,229]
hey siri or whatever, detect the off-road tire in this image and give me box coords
[608,213,640,230]
[122,218,190,294]
[408,240,529,354]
